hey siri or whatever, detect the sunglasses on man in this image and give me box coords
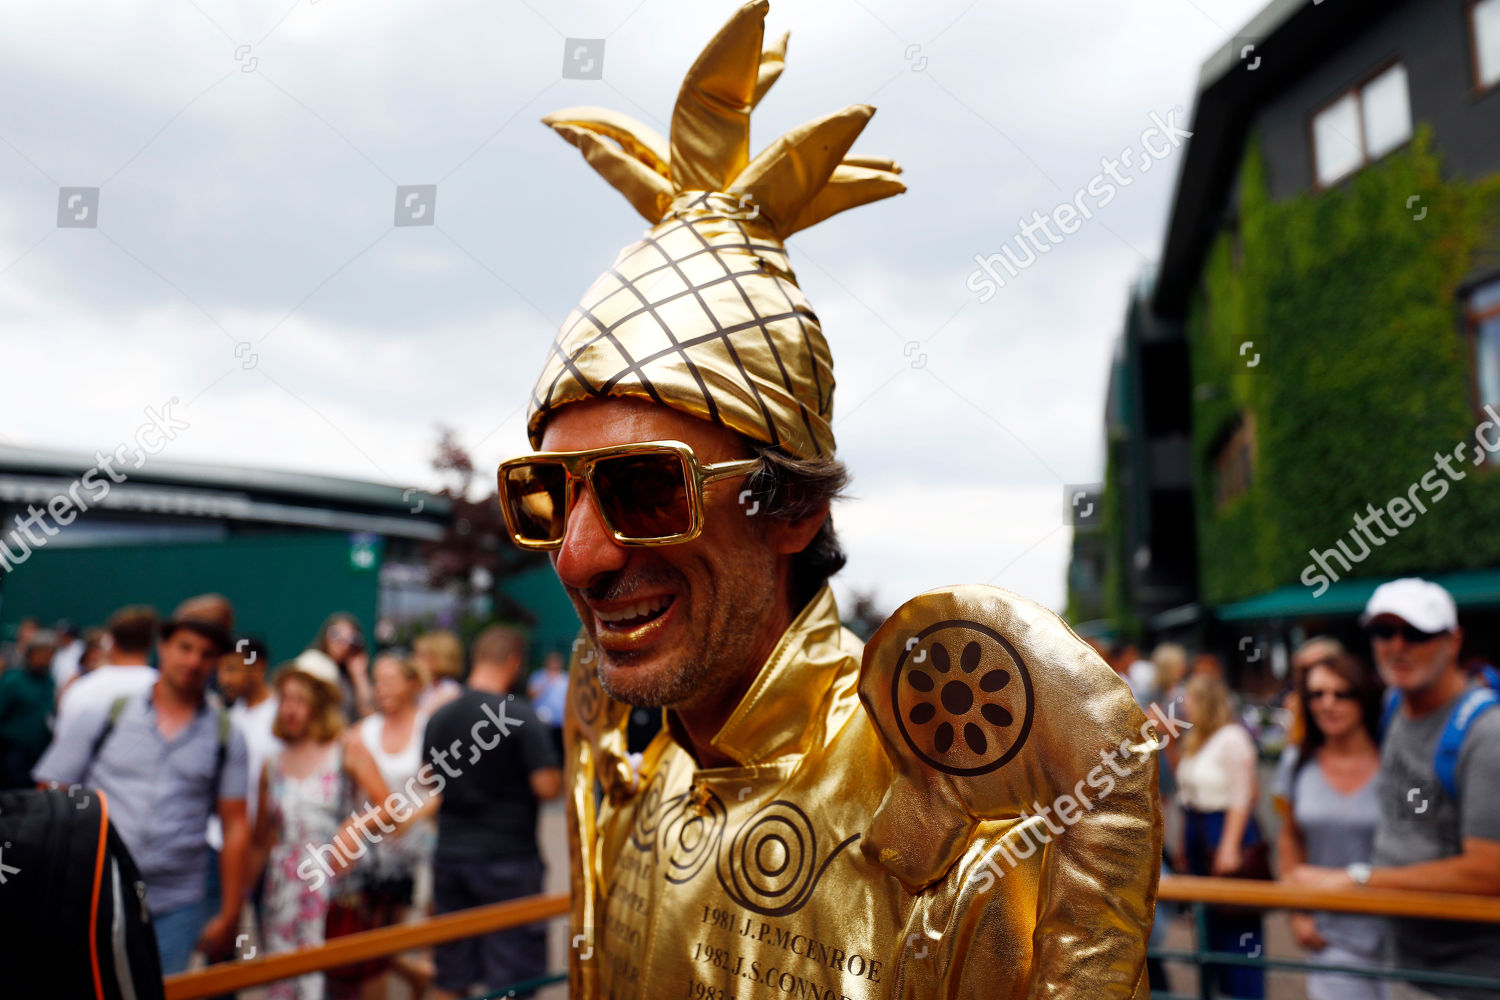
[1364,622,1448,644]
[497,440,761,550]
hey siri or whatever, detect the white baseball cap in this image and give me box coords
[1360,578,1458,634]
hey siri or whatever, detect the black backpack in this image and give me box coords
[0,786,166,1000]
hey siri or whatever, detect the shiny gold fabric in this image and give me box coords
[563,584,1162,999]
[527,0,905,460]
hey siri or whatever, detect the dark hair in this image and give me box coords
[743,443,850,610]
[1295,646,1383,775]
[311,612,364,665]
[107,605,160,655]
[234,636,270,670]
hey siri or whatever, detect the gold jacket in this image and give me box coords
[564,584,1162,999]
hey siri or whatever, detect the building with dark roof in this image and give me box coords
[1072,0,1500,682]
[0,444,449,664]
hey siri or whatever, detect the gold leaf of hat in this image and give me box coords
[528,0,905,460]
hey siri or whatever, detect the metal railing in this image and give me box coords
[162,876,1500,999]
[1153,876,1500,999]
[162,892,569,999]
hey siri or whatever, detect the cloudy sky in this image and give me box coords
[0,0,1269,616]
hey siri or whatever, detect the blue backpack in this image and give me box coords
[1380,675,1500,801]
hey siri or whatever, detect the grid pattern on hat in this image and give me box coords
[532,193,831,455]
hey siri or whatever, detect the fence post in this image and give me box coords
[1193,902,1214,1000]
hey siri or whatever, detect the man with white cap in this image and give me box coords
[1290,578,1500,999]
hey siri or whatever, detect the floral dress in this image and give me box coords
[263,742,346,1000]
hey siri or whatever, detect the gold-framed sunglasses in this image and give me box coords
[497,440,761,550]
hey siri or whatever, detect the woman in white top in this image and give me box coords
[1174,672,1267,1000]
[339,650,436,1000]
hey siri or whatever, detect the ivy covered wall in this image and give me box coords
[1189,128,1500,605]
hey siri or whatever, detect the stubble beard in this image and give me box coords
[1379,650,1448,698]
[595,561,775,711]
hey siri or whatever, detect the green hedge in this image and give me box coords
[1188,129,1500,605]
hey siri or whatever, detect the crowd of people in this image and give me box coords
[0,597,565,1000]
[2,574,1498,999]
[1103,577,1500,1000]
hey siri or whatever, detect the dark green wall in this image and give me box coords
[498,561,583,663]
[0,532,379,666]
[1101,435,1138,639]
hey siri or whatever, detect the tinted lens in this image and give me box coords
[1367,623,1444,643]
[591,451,692,540]
[502,462,567,543]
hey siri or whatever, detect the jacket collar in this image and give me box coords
[667,585,859,768]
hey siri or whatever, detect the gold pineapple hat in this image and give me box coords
[527,0,905,460]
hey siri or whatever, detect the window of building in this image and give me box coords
[1311,63,1413,186]
[1312,94,1362,186]
[1361,64,1412,159]
[1473,0,1500,90]
[1212,414,1256,508]
[1469,278,1500,413]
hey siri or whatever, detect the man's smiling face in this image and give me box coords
[540,397,788,711]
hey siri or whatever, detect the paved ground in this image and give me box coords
[537,799,568,1000]
[1159,903,1311,1000]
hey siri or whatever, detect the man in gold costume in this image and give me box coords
[496,4,1163,996]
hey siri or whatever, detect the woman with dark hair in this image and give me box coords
[312,612,374,720]
[1275,640,1386,1000]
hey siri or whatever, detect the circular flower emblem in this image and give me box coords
[891,619,1034,776]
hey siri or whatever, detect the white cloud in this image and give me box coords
[0,0,1270,615]
[833,480,1073,614]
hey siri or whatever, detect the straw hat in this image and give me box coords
[277,649,342,693]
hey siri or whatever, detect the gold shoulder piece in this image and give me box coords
[857,584,1162,893]
[859,586,1161,995]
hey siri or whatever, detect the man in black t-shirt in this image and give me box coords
[423,625,562,1000]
